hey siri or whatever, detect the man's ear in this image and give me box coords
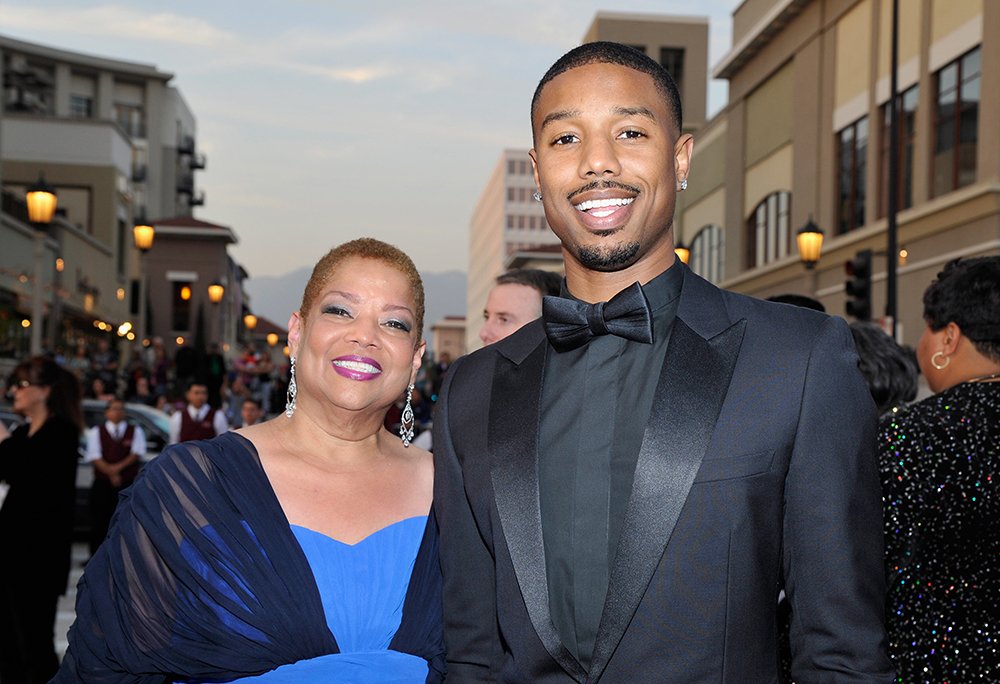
[674,133,694,190]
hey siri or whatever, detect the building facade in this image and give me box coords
[0,33,237,364]
[676,0,999,348]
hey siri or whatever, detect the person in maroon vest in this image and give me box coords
[84,398,145,556]
[168,381,229,444]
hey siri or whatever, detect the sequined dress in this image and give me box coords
[878,380,999,682]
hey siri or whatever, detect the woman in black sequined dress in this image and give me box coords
[878,256,1000,682]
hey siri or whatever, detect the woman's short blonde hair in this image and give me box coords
[299,237,424,342]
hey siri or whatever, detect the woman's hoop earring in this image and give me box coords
[399,384,415,447]
[931,351,950,370]
[284,356,297,417]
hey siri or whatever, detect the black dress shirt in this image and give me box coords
[538,264,683,668]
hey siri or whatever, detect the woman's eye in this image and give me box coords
[385,319,412,333]
[323,305,351,317]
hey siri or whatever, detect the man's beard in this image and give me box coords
[576,241,641,272]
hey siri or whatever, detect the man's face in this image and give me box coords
[105,401,126,424]
[186,385,208,408]
[529,62,692,277]
[241,401,262,426]
[480,283,544,346]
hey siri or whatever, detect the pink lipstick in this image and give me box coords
[331,355,383,381]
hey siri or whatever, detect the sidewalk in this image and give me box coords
[56,542,87,661]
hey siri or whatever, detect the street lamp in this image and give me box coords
[266,332,279,347]
[26,173,57,355]
[796,217,825,270]
[243,312,257,333]
[207,282,225,304]
[133,215,155,346]
[674,240,691,265]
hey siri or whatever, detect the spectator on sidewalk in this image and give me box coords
[168,380,229,444]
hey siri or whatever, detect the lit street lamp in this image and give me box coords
[133,216,155,347]
[208,282,225,347]
[26,174,57,355]
[674,240,691,265]
[796,217,825,270]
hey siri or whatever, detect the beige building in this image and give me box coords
[431,316,467,364]
[0,34,250,362]
[676,0,999,349]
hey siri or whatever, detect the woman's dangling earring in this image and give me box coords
[285,356,297,418]
[399,384,415,447]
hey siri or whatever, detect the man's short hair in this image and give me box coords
[531,41,683,139]
[495,269,562,298]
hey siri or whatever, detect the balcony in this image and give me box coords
[188,153,206,170]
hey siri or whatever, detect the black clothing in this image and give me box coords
[538,266,681,668]
[0,416,80,683]
[879,380,1000,681]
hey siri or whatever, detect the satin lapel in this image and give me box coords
[587,315,747,682]
[490,341,587,681]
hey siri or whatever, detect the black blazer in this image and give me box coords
[433,265,895,683]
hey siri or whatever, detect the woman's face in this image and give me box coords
[289,256,424,419]
[10,376,48,416]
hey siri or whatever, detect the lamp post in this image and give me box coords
[133,216,155,349]
[243,312,257,346]
[796,217,825,270]
[26,174,57,355]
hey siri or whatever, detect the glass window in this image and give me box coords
[933,46,980,196]
[660,48,685,96]
[836,116,868,234]
[69,94,93,118]
[879,85,918,217]
[689,224,724,283]
[171,282,193,332]
[747,191,792,268]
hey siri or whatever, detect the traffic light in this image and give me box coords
[844,249,873,320]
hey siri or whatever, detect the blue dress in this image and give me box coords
[54,433,445,684]
[231,517,430,682]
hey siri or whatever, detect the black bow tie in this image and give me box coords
[542,281,653,352]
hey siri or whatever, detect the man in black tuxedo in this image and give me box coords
[433,42,894,682]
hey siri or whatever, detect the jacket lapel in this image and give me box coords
[489,325,588,681]
[587,270,747,682]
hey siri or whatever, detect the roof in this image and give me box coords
[151,215,238,244]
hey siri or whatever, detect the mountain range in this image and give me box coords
[243,267,468,351]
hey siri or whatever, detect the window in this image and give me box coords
[116,218,126,278]
[933,46,980,196]
[747,191,791,268]
[879,85,918,217]
[69,94,93,118]
[660,48,685,96]
[171,282,193,332]
[114,103,146,138]
[690,224,724,283]
[837,117,868,234]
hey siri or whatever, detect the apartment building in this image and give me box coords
[0,33,212,357]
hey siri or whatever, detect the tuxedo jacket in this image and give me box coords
[433,265,895,683]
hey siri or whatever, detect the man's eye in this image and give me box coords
[619,129,644,140]
[553,134,579,145]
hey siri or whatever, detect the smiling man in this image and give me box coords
[434,42,894,682]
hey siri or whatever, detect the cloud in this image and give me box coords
[0,4,236,47]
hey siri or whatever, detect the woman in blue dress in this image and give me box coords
[55,238,444,683]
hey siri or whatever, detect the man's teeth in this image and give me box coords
[574,197,634,216]
[333,360,380,373]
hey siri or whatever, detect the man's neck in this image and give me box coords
[564,249,676,303]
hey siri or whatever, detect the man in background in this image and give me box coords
[85,398,144,556]
[479,268,562,346]
[168,380,229,444]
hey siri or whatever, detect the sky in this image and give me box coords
[0,1,738,280]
